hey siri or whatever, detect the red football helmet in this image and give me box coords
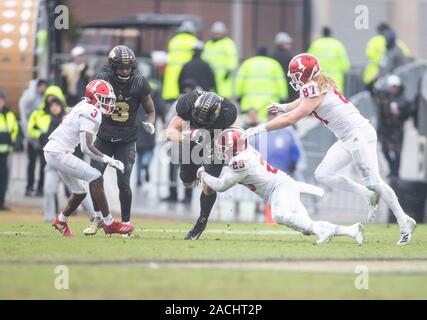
[85,80,116,116]
[288,53,321,91]
[215,126,248,161]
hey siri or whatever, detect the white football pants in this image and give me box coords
[314,123,407,223]
[269,183,355,238]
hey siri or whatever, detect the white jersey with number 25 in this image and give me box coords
[300,81,368,141]
[44,100,102,153]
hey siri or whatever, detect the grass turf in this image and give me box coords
[0,210,426,299]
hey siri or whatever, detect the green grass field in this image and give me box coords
[1,209,426,299]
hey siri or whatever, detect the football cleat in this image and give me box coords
[103,221,134,235]
[367,191,380,222]
[396,217,416,246]
[52,216,73,237]
[185,216,208,240]
[315,229,334,245]
[352,223,364,245]
[83,217,104,236]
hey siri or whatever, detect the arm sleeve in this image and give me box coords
[79,131,106,163]
[79,115,97,134]
[201,168,247,192]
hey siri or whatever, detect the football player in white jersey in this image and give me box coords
[245,53,416,245]
[197,127,364,244]
[43,79,134,236]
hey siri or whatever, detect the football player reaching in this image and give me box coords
[198,127,364,245]
[44,80,134,236]
[245,53,416,245]
[166,91,237,240]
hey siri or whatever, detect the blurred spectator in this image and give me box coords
[308,26,350,93]
[363,23,410,90]
[178,41,217,93]
[162,80,196,204]
[271,32,298,101]
[19,79,48,196]
[27,86,67,197]
[135,80,165,187]
[61,46,93,106]
[372,75,415,178]
[251,111,301,175]
[235,47,287,121]
[162,20,199,103]
[40,98,66,221]
[243,108,260,130]
[377,30,408,79]
[202,21,238,98]
[0,91,19,211]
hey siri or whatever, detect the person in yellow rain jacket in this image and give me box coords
[363,23,410,89]
[162,21,199,102]
[308,26,350,93]
[0,91,19,210]
[27,85,67,196]
[202,21,238,99]
[235,47,287,121]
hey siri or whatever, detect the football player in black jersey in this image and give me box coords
[166,91,237,240]
[85,45,155,235]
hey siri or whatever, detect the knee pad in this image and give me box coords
[351,148,379,186]
[117,176,131,193]
[314,165,329,183]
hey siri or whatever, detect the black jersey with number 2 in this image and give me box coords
[95,71,151,143]
[176,91,237,130]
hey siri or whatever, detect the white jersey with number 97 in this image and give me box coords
[300,81,368,141]
[44,100,103,153]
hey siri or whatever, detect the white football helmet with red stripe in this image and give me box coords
[215,126,248,161]
[85,79,116,116]
[288,53,321,91]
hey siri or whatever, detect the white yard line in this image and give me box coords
[138,228,299,235]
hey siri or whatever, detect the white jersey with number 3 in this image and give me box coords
[300,81,368,141]
[43,100,102,153]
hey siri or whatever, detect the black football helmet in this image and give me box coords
[192,92,223,127]
[108,45,137,83]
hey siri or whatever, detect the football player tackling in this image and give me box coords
[198,127,364,244]
[245,53,416,245]
[44,80,134,236]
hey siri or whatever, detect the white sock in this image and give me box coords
[373,181,407,224]
[58,212,67,222]
[94,211,102,219]
[103,214,113,226]
[334,225,356,237]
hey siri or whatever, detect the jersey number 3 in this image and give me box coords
[90,109,98,118]
[111,102,130,122]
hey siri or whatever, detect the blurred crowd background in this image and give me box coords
[1,0,427,224]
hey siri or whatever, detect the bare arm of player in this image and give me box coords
[166,115,185,144]
[200,168,248,193]
[141,94,156,124]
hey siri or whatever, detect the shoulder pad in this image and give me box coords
[300,81,322,99]
[79,102,102,124]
